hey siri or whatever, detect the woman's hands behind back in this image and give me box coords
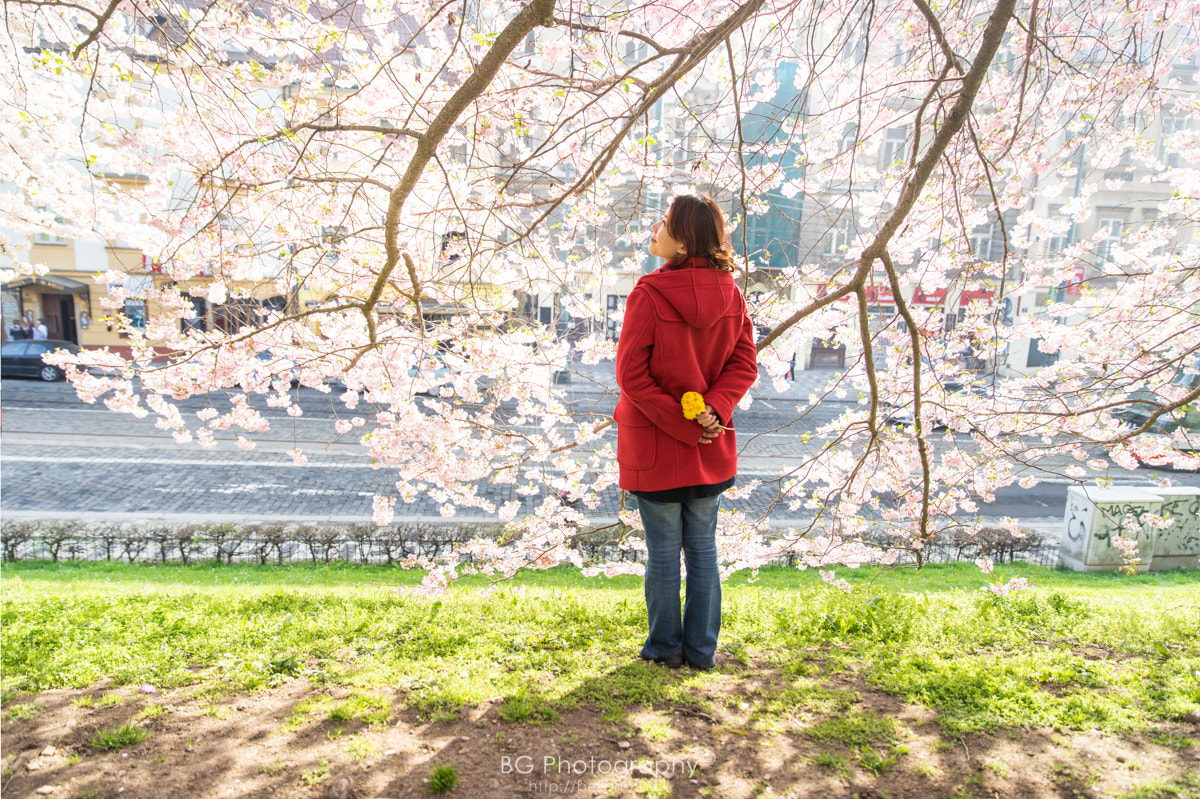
[695,405,725,445]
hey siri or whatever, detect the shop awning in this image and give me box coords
[4,275,91,295]
[959,288,995,306]
[913,287,948,305]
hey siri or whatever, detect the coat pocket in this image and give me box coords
[615,404,656,470]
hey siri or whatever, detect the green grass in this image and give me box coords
[300,758,330,786]
[2,560,1198,742]
[91,722,148,751]
[346,734,380,764]
[7,558,1196,594]
[428,763,458,793]
[1119,770,1200,798]
[3,702,41,721]
[811,750,852,779]
[808,710,898,749]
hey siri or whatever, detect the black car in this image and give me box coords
[1,339,82,382]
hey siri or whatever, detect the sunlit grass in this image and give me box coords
[2,560,1197,741]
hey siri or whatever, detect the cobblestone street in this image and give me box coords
[2,361,1173,541]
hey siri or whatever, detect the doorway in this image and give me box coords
[40,293,78,343]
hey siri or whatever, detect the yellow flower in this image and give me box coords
[681,391,707,420]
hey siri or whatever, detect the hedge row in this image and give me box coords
[0,519,505,565]
[0,519,1057,568]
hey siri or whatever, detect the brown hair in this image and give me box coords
[664,193,736,272]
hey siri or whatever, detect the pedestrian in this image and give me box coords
[614,193,758,671]
[786,351,796,381]
[33,319,48,340]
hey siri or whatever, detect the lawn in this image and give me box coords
[2,560,1198,798]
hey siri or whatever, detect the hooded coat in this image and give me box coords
[615,257,759,493]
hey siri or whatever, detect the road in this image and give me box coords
[3,364,1195,533]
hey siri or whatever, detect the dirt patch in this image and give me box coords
[3,664,1198,799]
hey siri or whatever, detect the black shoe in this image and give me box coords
[684,660,715,671]
[639,654,683,668]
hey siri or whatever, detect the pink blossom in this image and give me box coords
[498,501,521,522]
[1112,534,1142,575]
[819,569,852,593]
[985,577,1031,596]
[372,495,396,527]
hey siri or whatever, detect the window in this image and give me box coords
[880,125,910,168]
[970,223,995,260]
[441,231,466,262]
[117,275,152,336]
[1045,206,1071,255]
[123,299,147,331]
[181,294,207,333]
[34,214,67,245]
[605,294,626,341]
[521,293,539,321]
[1161,113,1184,169]
[1096,217,1125,267]
[1173,27,1197,68]
[839,123,860,157]
[991,31,1018,72]
[1026,338,1058,367]
[213,299,261,334]
[624,37,647,63]
[823,220,851,257]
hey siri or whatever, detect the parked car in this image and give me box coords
[1115,362,1200,434]
[251,350,300,388]
[0,339,82,382]
[406,354,456,395]
[883,385,1002,429]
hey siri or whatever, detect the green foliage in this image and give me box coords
[857,744,899,774]
[92,722,148,750]
[1149,730,1197,750]
[1118,770,1200,799]
[346,734,379,764]
[429,763,458,793]
[634,778,672,798]
[3,702,40,721]
[809,710,898,750]
[300,758,330,786]
[136,703,169,720]
[498,688,560,724]
[750,679,857,724]
[811,750,852,779]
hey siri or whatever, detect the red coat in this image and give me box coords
[615,257,759,492]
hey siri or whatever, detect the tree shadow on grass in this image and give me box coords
[3,663,1197,799]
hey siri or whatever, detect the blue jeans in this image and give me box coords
[636,493,722,669]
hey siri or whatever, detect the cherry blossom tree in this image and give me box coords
[2,0,1198,590]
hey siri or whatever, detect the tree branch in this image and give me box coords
[371,0,557,316]
[71,0,122,58]
[759,0,1017,350]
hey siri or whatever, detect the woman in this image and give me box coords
[615,193,758,670]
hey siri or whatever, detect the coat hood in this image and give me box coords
[637,257,740,330]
